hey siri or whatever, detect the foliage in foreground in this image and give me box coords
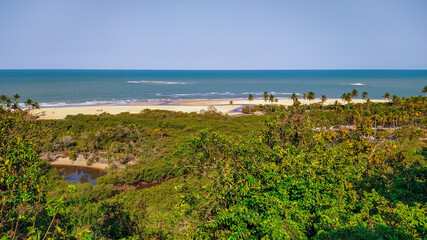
[176,109,426,239]
[0,95,426,239]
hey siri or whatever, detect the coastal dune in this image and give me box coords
[34,98,386,120]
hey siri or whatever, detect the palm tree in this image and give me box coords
[5,98,12,108]
[341,93,347,103]
[13,93,21,103]
[383,92,390,101]
[1,95,9,109]
[263,91,269,103]
[308,91,315,102]
[346,93,352,104]
[1,94,8,103]
[248,94,254,103]
[392,95,401,104]
[269,94,275,103]
[303,93,308,101]
[351,89,358,98]
[9,93,21,110]
[229,100,233,105]
[24,98,40,113]
[321,95,327,105]
[274,98,278,103]
[25,98,33,108]
[421,86,427,95]
[341,93,352,104]
[291,93,298,102]
[362,91,368,101]
[32,102,40,109]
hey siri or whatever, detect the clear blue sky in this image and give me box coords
[1,0,426,69]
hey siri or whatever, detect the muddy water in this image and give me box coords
[54,165,106,185]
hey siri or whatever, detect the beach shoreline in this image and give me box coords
[33,98,387,120]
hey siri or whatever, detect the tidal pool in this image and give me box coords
[54,165,106,185]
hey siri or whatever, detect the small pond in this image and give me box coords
[54,165,106,185]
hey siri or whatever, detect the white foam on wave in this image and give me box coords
[171,92,238,97]
[218,92,235,96]
[170,92,298,98]
[40,102,69,108]
[39,91,303,108]
[270,92,294,95]
[39,99,162,108]
[242,92,300,96]
[348,83,366,86]
[127,80,186,85]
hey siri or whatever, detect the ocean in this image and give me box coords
[0,70,425,108]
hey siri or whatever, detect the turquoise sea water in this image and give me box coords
[0,70,425,108]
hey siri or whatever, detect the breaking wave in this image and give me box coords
[127,80,187,85]
[348,83,366,86]
[39,99,162,108]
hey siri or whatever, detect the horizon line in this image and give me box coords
[1,68,427,71]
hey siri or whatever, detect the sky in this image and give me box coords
[0,0,426,70]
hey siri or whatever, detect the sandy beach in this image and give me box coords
[39,152,110,169]
[50,157,108,170]
[33,98,386,120]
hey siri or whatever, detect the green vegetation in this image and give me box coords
[1,94,39,111]
[1,89,426,239]
[248,94,254,103]
[352,89,359,98]
[321,95,327,105]
[362,91,369,101]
